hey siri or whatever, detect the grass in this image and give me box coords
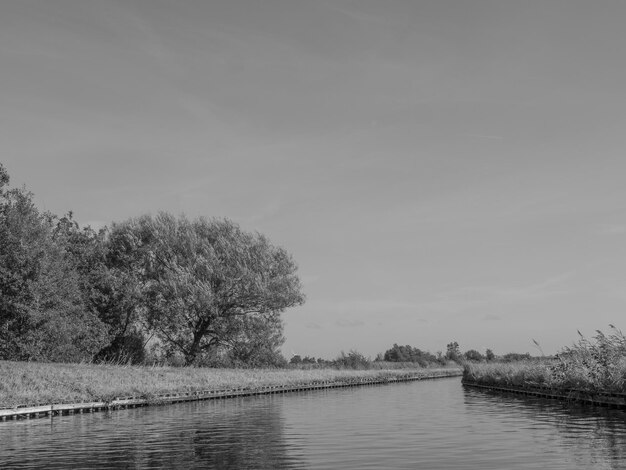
[0,361,461,408]
[463,326,626,393]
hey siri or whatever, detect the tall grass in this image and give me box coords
[0,361,460,408]
[464,326,626,393]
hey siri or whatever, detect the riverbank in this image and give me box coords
[0,360,461,411]
[463,359,626,393]
[462,359,626,409]
[463,327,626,396]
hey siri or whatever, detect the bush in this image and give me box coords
[333,350,371,369]
[383,343,439,365]
[95,331,146,364]
[464,349,485,362]
[501,352,532,362]
[485,349,495,361]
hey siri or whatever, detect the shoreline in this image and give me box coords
[0,364,461,421]
[462,379,626,409]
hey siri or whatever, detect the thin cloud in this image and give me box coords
[482,313,502,321]
[322,299,421,315]
[419,271,576,314]
[335,319,365,328]
[598,224,626,235]
[459,133,504,141]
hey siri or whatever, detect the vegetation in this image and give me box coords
[108,214,304,365]
[0,163,304,366]
[463,326,626,393]
[0,360,460,408]
[382,344,442,366]
[445,341,462,362]
[463,349,485,362]
[0,166,109,362]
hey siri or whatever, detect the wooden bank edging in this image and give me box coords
[0,369,462,421]
[462,380,626,409]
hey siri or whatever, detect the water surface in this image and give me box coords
[2,377,626,469]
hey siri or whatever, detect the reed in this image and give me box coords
[463,326,626,393]
[0,360,460,408]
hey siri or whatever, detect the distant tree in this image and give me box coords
[334,350,370,369]
[111,213,305,365]
[501,352,532,362]
[382,343,438,366]
[436,351,445,364]
[290,355,302,365]
[463,349,484,362]
[485,349,495,361]
[445,341,461,362]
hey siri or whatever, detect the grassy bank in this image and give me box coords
[463,327,626,393]
[0,361,461,408]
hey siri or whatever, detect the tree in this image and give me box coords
[289,355,302,365]
[463,349,484,362]
[112,213,305,365]
[445,341,461,362]
[382,343,439,366]
[224,311,287,367]
[334,350,370,369]
[485,349,495,361]
[0,164,109,361]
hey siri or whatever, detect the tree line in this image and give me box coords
[0,163,305,366]
[380,342,532,365]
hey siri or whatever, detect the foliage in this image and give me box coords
[110,213,305,365]
[59,218,147,363]
[550,326,626,391]
[0,165,306,367]
[0,165,109,361]
[463,326,626,393]
[463,349,485,362]
[485,349,495,361]
[383,343,440,366]
[223,312,288,367]
[289,355,302,365]
[333,350,371,369]
[445,341,461,362]
[501,352,532,362]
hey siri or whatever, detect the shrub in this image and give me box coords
[333,350,371,369]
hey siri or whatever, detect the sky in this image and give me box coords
[2,0,626,359]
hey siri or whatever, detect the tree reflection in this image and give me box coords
[0,396,306,469]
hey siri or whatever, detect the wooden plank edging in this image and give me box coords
[0,370,462,421]
[462,380,626,409]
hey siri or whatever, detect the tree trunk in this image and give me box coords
[184,328,206,365]
[184,349,198,366]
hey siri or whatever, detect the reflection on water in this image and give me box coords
[462,387,626,468]
[1,378,626,469]
[1,398,304,469]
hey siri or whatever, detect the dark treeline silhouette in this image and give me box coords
[287,342,538,370]
[382,344,442,366]
[0,163,304,366]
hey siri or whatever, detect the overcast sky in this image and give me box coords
[2,0,626,358]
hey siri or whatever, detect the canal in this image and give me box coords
[1,376,625,469]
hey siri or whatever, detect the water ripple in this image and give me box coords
[1,378,626,469]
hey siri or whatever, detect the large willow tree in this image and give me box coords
[111,213,305,365]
